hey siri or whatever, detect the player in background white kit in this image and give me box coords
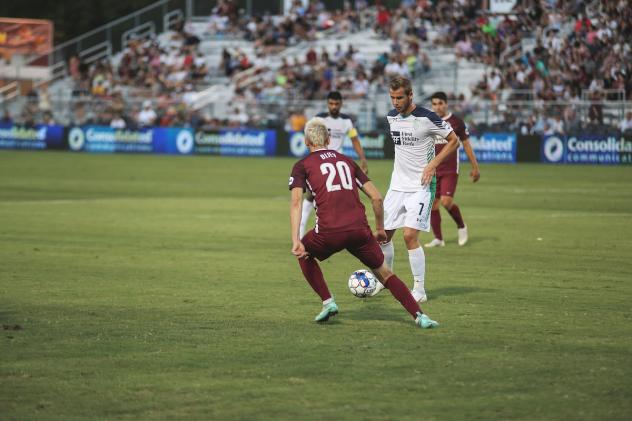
[372,77,459,302]
[299,91,369,238]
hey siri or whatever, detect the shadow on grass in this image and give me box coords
[338,303,407,323]
[333,285,496,324]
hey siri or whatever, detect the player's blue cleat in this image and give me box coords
[415,312,439,329]
[315,301,339,323]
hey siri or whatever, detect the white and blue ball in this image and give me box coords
[348,269,377,298]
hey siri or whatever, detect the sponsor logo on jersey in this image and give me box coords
[390,131,416,146]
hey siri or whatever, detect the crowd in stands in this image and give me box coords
[442,0,631,134]
[5,0,632,133]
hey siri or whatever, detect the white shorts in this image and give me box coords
[383,189,434,232]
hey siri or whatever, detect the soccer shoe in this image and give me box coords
[314,301,339,323]
[411,289,428,303]
[424,238,445,248]
[458,225,468,246]
[370,281,385,297]
[415,312,439,329]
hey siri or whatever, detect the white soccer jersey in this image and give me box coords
[316,112,358,153]
[386,106,453,192]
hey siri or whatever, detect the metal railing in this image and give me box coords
[11,92,630,134]
[0,82,20,103]
[12,0,190,86]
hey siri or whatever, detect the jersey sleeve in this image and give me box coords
[351,159,370,187]
[289,161,307,191]
[454,118,469,141]
[346,119,358,138]
[427,111,453,138]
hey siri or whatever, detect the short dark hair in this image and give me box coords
[327,91,343,101]
[389,76,412,95]
[431,91,448,102]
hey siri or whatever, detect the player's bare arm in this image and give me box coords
[360,181,387,243]
[351,136,369,174]
[422,131,459,185]
[462,138,481,182]
[290,187,308,258]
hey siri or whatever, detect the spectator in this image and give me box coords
[287,109,307,132]
[228,107,249,127]
[619,111,632,134]
[0,110,12,125]
[110,112,127,129]
[137,100,157,127]
[352,72,369,98]
[159,106,179,127]
[42,111,55,126]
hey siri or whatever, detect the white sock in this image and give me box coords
[408,247,426,294]
[299,199,314,238]
[323,297,333,306]
[380,241,394,271]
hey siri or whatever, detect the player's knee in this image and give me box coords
[441,196,453,209]
[432,198,441,210]
[372,265,393,283]
[402,231,419,248]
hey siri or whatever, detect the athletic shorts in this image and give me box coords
[436,173,458,198]
[302,226,384,269]
[384,189,435,232]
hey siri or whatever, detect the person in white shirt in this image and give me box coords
[352,72,370,98]
[110,112,127,129]
[372,77,459,302]
[384,55,410,78]
[488,70,502,92]
[137,100,157,127]
[619,111,632,133]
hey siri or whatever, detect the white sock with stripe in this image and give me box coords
[408,247,426,295]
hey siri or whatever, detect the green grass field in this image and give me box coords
[1,150,631,420]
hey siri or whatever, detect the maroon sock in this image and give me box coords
[384,274,421,319]
[298,257,332,302]
[431,209,443,240]
[447,204,465,229]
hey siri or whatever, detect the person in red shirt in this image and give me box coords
[426,92,480,247]
[289,118,438,329]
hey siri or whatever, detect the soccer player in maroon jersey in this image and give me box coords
[289,118,438,328]
[425,91,481,247]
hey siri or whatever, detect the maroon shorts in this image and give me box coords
[436,173,459,198]
[302,227,384,269]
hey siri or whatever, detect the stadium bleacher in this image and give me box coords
[1,0,630,134]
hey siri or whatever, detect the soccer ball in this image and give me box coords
[348,269,377,298]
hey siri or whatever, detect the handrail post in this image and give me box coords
[162,2,168,31]
[186,0,193,20]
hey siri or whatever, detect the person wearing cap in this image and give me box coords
[137,100,157,127]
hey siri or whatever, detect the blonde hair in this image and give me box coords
[304,117,330,147]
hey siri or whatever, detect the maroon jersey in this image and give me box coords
[436,113,469,176]
[289,149,370,234]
